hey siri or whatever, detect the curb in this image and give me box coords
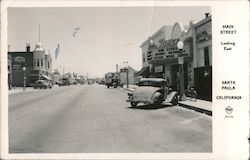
[178,102,212,116]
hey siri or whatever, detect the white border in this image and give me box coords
[1,1,249,159]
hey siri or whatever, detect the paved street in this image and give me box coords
[9,84,212,153]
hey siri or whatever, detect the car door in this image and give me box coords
[162,81,168,100]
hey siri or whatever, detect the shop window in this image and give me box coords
[209,46,212,65]
[198,48,204,67]
[34,59,36,67]
[204,47,209,66]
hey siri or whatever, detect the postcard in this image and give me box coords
[1,0,249,159]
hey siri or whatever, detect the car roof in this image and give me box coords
[139,78,166,83]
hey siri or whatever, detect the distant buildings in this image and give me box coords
[8,43,53,87]
[119,66,137,85]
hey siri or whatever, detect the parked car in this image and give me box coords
[61,78,71,86]
[55,81,63,86]
[33,80,53,89]
[127,78,178,107]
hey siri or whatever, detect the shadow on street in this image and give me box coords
[127,104,174,110]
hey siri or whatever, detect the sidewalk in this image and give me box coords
[122,85,212,116]
[178,99,212,116]
[8,87,36,95]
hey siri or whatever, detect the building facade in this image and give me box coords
[8,54,13,89]
[138,14,212,101]
[8,43,53,87]
[120,66,137,85]
[192,14,212,101]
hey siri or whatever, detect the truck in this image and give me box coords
[105,72,121,88]
[61,77,71,86]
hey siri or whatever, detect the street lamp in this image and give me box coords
[177,40,184,100]
[23,66,26,91]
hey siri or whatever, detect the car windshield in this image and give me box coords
[138,81,162,87]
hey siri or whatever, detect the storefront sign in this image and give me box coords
[147,38,190,63]
[12,64,21,70]
[14,56,25,63]
[152,49,189,60]
[154,66,163,73]
[159,39,179,48]
[196,21,212,43]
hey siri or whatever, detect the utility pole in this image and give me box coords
[124,61,129,89]
[116,64,118,74]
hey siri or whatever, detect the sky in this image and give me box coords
[8,6,210,78]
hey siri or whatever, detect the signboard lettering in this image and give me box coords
[154,66,163,73]
[147,38,191,63]
[12,64,21,70]
[14,56,25,63]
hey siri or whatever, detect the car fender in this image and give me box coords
[165,91,178,102]
[151,92,162,102]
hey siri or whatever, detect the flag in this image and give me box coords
[73,27,80,37]
[55,44,60,59]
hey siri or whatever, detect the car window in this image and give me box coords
[139,81,162,87]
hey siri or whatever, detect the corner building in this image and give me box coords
[8,43,53,87]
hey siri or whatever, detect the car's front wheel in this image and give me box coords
[131,102,138,107]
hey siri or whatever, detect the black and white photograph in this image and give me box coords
[7,6,212,153]
[1,0,249,160]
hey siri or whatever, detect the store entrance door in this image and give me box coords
[194,66,212,101]
[170,64,188,91]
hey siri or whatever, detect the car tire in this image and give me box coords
[171,95,178,106]
[131,102,138,107]
[154,94,163,106]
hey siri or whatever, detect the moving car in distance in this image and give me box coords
[127,78,178,107]
[33,80,53,89]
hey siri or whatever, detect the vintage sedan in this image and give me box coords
[127,78,178,107]
[33,80,52,89]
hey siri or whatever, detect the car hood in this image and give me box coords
[133,86,160,100]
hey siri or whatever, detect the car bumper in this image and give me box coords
[127,97,152,104]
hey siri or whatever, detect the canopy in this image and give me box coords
[134,66,150,77]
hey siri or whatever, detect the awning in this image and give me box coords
[134,66,150,77]
[41,75,51,80]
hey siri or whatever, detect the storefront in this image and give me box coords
[193,14,212,101]
[147,38,192,90]
[8,43,53,87]
[144,23,193,91]
[9,46,34,87]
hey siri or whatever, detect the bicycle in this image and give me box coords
[183,85,197,101]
